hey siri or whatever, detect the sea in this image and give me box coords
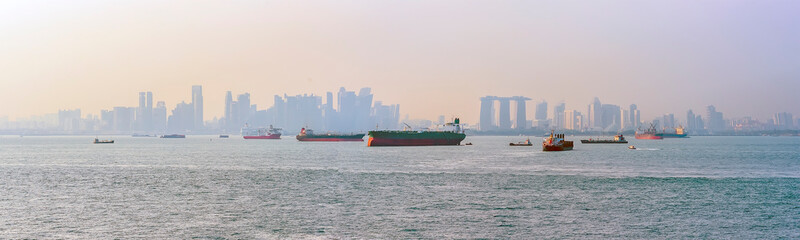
[0,135,798,239]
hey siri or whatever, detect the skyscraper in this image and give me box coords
[192,85,203,130]
[498,98,511,130]
[774,112,794,130]
[589,97,603,129]
[479,96,496,131]
[706,105,725,133]
[535,101,547,121]
[629,104,639,128]
[224,91,233,131]
[512,96,530,130]
[553,102,565,129]
[687,110,696,131]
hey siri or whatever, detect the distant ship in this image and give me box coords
[161,134,186,138]
[509,138,533,146]
[656,126,689,138]
[635,124,663,140]
[367,118,466,147]
[296,128,364,142]
[581,134,628,144]
[132,134,156,137]
[93,138,114,144]
[542,131,573,151]
[219,134,229,138]
[242,124,282,139]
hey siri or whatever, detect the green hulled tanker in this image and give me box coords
[367,118,466,146]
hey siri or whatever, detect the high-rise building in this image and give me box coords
[629,104,639,128]
[58,109,81,131]
[589,97,603,129]
[706,105,725,133]
[167,101,193,132]
[564,110,582,130]
[112,107,134,132]
[553,102,566,129]
[662,113,675,129]
[498,98,511,130]
[601,104,620,131]
[686,110,696,131]
[192,85,203,130]
[224,91,233,131]
[153,101,167,132]
[774,112,794,130]
[479,96,496,131]
[511,96,530,130]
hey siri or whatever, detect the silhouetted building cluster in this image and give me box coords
[219,87,400,133]
[479,96,531,131]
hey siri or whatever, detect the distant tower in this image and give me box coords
[498,98,511,130]
[224,91,233,131]
[479,96,496,131]
[553,102,565,129]
[512,96,531,130]
[590,97,603,129]
[192,85,203,130]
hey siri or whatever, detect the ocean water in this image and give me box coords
[0,135,798,238]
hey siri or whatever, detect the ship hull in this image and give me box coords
[655,133,688,138]
[542,141,574,151]
[367,131,465,147]
[297,134,365,142]
[244,134,281,139]
[580,140,628,144]
[635,134,663,140]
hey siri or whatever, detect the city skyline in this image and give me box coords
[3,84,798,134]
[1,1,799,122]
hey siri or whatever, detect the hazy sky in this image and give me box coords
[1,0,798,122]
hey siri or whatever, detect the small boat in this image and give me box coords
[542,131,574,151]
[509,138,533,146]
[628,145,636,149]
[580,135,628,144]
[242,124,282,139]
[161,134,186,138]
[93,138,114,144]
[465,142,473,145]
[219,134,229,138]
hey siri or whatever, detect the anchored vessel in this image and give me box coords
[367,118,466,146]
[93,138,114,144]
[581,135,628,144]
[656,126,689,138]
[635,123,663,140]
[509,138,533,146]
[160,134,186,138]
[296,128,364,141]
[242,125,282,139]
[542,131,573,151]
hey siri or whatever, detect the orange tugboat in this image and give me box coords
[542,131,573,151]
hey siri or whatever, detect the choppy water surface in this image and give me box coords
[1,135,798,238]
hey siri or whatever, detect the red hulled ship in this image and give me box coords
[635,123,663,140]
[242,125,282,139]
[542,131,574,151]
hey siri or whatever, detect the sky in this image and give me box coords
[1,0,798,122]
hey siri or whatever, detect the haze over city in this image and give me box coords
[1,0,798,122]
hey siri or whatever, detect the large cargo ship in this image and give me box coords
[542,131,574,151]
[367,118,466,146]
[656,126,689,138]
[296,128,365,142]
[635,124,663,140]
[242,125,282,139]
